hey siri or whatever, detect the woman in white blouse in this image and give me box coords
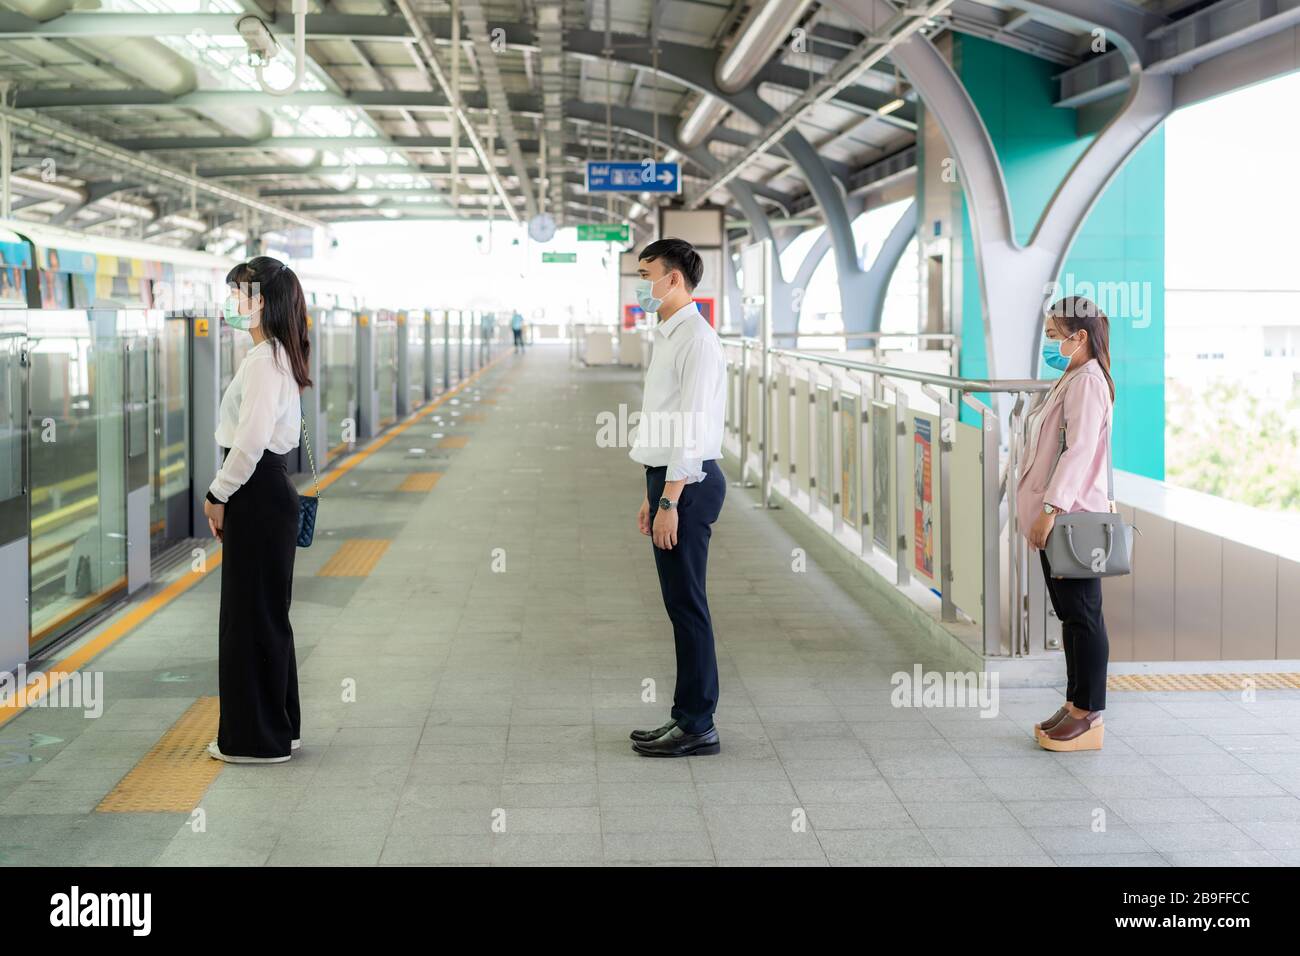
[203,256,311,764]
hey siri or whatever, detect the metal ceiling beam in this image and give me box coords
[107,135,541,152]
[198,162,495,179]
[12,88,543,113]
[0,104,323,229]
[393,0,521,222]
[535,0,565,222]
[687,0,951,208]
[460,0,538,220]
[1053,0,1300,107]
[0,13,414,41]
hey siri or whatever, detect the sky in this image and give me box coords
[1164,70,1300,293]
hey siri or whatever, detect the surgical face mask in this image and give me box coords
[635,275,669,314]
[223,295,259,331]
[1041,333,1077,373]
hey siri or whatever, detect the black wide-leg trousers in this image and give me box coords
[217,449,301,758]
[1039,550,1109,712]
[646,461,726,735]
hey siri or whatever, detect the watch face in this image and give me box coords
[659,497,673,510]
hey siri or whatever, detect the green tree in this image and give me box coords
[1166,377,1300,511]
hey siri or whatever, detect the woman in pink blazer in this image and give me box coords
[1017,296,1116,752]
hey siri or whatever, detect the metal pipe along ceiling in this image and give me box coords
[677,0,813,149]
[535,0,565,223]
[459,0,537,220]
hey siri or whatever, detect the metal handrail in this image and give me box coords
[721,330,957,341]
[720,336,1056,660]
[725,340,1053,395]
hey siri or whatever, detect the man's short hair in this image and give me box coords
[638,238,704,291]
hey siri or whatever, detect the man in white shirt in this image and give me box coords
[627,238,727,758]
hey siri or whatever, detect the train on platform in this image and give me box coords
[0,221,496,665]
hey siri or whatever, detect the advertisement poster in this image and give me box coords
[0,266,24,305]
[914,416,934,578]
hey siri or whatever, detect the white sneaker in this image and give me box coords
[206,741,291,764]
[291,738,301,751]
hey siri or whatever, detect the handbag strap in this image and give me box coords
[1044,380,1115,504]
[300,417,320,499]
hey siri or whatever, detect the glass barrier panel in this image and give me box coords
[840,392,859,528]
[816,384,833,509]
[324,310,357,461]
[870,399,894,553]
[28,310,128,654]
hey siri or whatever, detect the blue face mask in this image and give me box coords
[1041,334,1076,372]
[635,275,667,314]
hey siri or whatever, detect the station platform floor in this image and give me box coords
[2,344,1300,867]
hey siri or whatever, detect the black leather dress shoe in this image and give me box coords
[631,725,720,758]
[629,719,678,743]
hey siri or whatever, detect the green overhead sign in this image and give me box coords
[542,252,577,264]
[577,223,630,243]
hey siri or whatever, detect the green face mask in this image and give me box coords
[223,296,257,331]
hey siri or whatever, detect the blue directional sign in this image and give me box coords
[584,161,681,194]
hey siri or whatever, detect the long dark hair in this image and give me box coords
[226,256,312,389]
[1046,295,1115,402]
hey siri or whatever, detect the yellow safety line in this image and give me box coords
[398,471,443,492]
[0,351,508,730]
[317,539,391,577]
[1109,672,1300,692]
[96,697,223,813]
[0,554,221,730]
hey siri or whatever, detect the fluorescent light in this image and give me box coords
[878,98,905,116]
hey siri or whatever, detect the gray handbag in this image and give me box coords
[1042,410,1134,579]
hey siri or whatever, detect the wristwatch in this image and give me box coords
[1042,502,1059,515]
[206,490,222,505]
[658,496,676,511]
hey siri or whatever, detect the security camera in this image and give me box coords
[236,15,279,65]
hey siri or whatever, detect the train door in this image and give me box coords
[0,311,28,672]
[149,313,191,556]
[27,310,129,655]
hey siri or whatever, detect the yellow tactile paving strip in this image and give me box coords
[1109,672,1300,692]
[398,471,443,492]
[439,435,470,449]
[463,413,486,423]
[317,539,391,577]
[97,697,222,813]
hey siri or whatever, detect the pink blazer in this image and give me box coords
[1016,359,1114,548]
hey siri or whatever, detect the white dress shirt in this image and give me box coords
[628,301,726,484]
[209,339,302,502]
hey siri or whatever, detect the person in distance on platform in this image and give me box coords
[1019,295,1116,753]
[203,256,309,764]
[628,238,727,758]
[511,309,525,352]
